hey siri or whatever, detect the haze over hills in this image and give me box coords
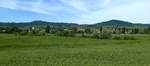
[0,20,150,27]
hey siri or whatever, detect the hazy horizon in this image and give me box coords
[0,0,150,24]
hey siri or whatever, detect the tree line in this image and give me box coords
[0,26,150,40]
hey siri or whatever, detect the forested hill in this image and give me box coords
[0,20,150,27]
[95,20,150,27]
[0,20,78,27]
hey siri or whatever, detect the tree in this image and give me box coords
[121,27,126,34]
[118,28,121,33]
[99,26,103,32]
[70,27,78,33]
[144,27,150,34]
[100,32,112,39]
[132,28,139,34]
[45,25,50,33]
[92,33,100,39]
[85,28,91,34]
[8,26,20,33]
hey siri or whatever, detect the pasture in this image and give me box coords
[0,34,150,66]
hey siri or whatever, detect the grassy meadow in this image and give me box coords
[0,34,150,66]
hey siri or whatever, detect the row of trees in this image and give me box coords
[45,25,150,34]
[53,30,135,40]
[1,26,150,36]
[0,26,21,33]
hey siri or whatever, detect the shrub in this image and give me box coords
[123,35,135,40]
[81,33,87,38]
[28,32,34,36]
[17,30,46,36]
[56,30,75,37]
[112,35,136,40]
[100,32,112,39]
[92,32,112,39]
[18,30,28,36]
[50,31,57,34]
[112,36,122,40]
[92,33,100,39]
[56,31,63,36]
[35,32,46,36]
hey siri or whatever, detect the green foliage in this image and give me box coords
[85,28,91,34]
[81,33,87,38]
[45,25,50,33]
[31,30,46,36]
[17,30,28,36]
[123,35,135,40]
[99,32,112,39]
[17,30,46,36]
[92,33,100,39]
[91,32,112,39]
[99,26,103,32]
[92,32,112,39]
[0,26,21,33]
[50,30,57,34]
[113,35,136,40]
[121,27,126,34]
[70,27,78,32]
[96,20,133,27]
[132,28,139,34]
[112,35,122,40]
[36,32,46,36]
[0,20,78,28]
[144,27,150,34]
[56,30,75,37]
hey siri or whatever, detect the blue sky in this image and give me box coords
[0,0,150,24]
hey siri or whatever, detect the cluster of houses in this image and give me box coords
[75,28,140,34]
[26,26,139,34]
[0,26,141,34]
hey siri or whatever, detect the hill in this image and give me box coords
[0,20,78,27]
[95,20,150,27]
[0,20,150,27]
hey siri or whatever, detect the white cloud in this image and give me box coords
[71,0,150,24]
[0,0,150,24]
[0,0,17,9]
[0,0,66,14]
[60,0,90,12]
[0,0,49,14]
[0,0,84,14]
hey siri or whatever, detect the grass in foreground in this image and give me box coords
[0,34,150,66]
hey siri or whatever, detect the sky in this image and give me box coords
[0,0,150,24]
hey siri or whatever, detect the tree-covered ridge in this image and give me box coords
[95,20,133,27]
[95,20,150,27]
[0,20,150,27]
[0,20,78,27]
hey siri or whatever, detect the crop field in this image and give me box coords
[0,34,150,66]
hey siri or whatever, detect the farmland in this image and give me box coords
[0,34,150,66]
[0,0,150,65]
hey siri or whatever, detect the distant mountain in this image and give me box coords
[95,20,150,27]
[0,20,150,27]
[0,20,78,27]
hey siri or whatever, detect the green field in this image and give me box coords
[0,34,150,66]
